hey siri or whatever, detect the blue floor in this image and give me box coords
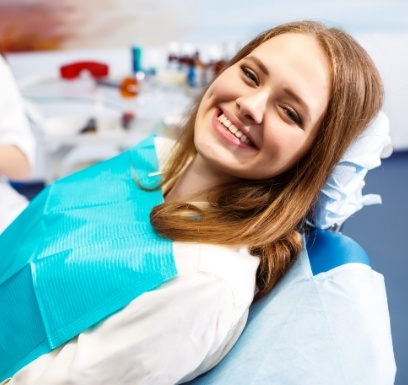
[343,150,408,385]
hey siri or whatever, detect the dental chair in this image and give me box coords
[187,228,396,385]
[187,111,396,385]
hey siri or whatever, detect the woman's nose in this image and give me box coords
[236,91,268,124]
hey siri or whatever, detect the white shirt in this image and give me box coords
[0,55,36,233]
[7,242,259,385]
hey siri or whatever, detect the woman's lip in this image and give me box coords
[213,112,242,147]
[214,110,257,150]
[218,109,258,149]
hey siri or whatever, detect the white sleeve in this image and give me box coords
[9,272,248,385]
[0,56,35,167]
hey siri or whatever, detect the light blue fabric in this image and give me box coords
[188,231,396,385]
[312,111,391,229]
[0,135,177,381]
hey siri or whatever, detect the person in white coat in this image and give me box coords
[0,53,36,233]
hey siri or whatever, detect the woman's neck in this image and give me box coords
[164,155,238,202]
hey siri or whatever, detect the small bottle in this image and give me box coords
[179,43,195,75]
[131,45,145,81]
[187,50,205,89]
[167,41,180,71]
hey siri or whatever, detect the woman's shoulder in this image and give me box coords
[173,242,259,311]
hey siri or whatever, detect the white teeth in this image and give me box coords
[229,125,238,134]
[218,114,252,145]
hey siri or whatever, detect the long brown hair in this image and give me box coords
[150,21,384,300]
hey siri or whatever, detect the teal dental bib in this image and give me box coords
[0,135,177,380]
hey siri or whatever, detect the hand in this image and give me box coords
[0,144,31,181]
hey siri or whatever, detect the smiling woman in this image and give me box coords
[0,20,394,385]
[153,20,384,299]
[190,32,330,183]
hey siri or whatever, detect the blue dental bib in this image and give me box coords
[0,135,176,380]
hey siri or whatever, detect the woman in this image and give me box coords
[0,53,36,233]
[0,21,391,384]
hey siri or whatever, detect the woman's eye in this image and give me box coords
[283,106,302,126]
[241,66,259,85]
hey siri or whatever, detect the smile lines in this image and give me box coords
[218,114,253,146]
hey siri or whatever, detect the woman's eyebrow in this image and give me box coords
[246,55,269,75]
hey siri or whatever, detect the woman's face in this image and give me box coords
[194,32,331,181]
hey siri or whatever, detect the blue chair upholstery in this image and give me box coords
[186,230,395,385]
[305,229,370,275]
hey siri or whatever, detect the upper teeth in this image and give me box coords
[218,114,251,145]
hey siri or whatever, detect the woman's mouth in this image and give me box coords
[217,113,254,147]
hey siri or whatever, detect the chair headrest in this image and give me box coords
[306,229,370,275]
[312,111,392,230]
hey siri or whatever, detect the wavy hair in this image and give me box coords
[150,21,384,300]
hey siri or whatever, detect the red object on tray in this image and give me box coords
[60,61,109,79]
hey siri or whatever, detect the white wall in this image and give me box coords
[7,29,408,151]
[3,0,407,150]
[355,32,408,150]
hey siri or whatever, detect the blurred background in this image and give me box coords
[1,0,407,383]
